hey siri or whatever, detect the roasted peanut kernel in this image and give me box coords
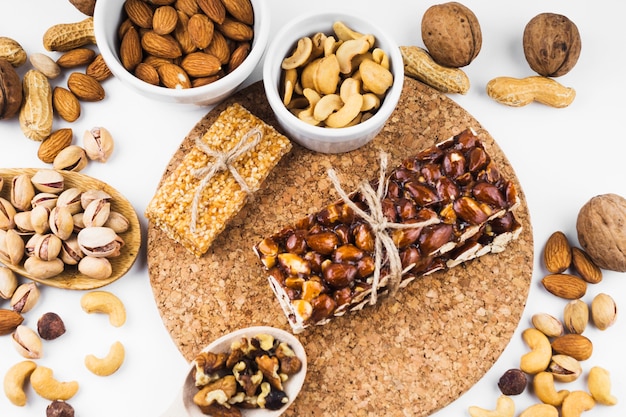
[305,232,339,255]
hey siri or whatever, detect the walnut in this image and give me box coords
[68,0,96,16]
[0,58,23,120]
[421,2,482,68]
[523,13,581,77]
[576,193,626,272]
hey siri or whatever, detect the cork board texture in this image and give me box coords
[147,77,534,417]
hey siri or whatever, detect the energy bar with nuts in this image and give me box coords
[254,128,522,333]
[146,103,292,257]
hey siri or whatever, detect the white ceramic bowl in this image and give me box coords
[181,326,307,417]
[263,11,404,154]
[94,0,269,106]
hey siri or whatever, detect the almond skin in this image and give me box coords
[157,63,191,88]
[120,26,143,71]
[38,128,74,163]
[222,0,254,25]
[124,0,154,29]
[180,52,221,77]
[217,18,253,41]
[153,5,179,35]
[134,62,160,85]
[67,72,105,101]
[188,13,214,49]
[56,48,96,68]
[0,309,24,335]
[197,0,225,24]
[52,86,81,122]
[541,273,587,299]
[141,31,182,59]
[571,247,602,284]
[543,231,571,273]
[551,334,593,361]
[86,54,113,81]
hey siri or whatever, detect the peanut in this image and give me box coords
[486,75,575,108]
[18,70,54,141]
[400,45,470,94]
[43,17,96,52]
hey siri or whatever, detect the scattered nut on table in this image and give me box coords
[37,312,67,340]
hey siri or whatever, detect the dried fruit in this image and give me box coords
[523,13,581,77]
[576,193,626,272]
[421,2,482,68]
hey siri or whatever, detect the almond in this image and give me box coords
[222,0,254,25]
[228,41,249,72]
[52,86,81,122]
[188,13,214,49]
[56,47,96,68]
[38,128,74,163]
[86,54,113,81]
[205,30,230,64]
[120,26,143,71]
[551,334,593,361]
[0,309,24,335]
[543,231,571,273]
[175,0,199,16]
[571,247,602,284]
[141,31,182,59]
[541,273,587,299]
[124,0,155,29]
[180,51,221,77]
[173,10,197,54]
[153,5,179,35]
[67,72,105,101]
[157,63,191,88]
[134,62,160,85]
[217,18,253,41]
[197,0,225,24]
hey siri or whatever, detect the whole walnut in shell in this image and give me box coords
[0,58,23,120]
[523,13,581,77]
[576,193,626,272]
[421,2,482,68]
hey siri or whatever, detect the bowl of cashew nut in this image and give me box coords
[263,11,404,153]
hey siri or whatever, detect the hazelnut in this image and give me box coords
[523,13,582,77]
[421,2,482,68]
[46,400,75,417]
[37,312,66,340]
[576,193,626,272]
[0,58,23,120]
[497,368,527,395]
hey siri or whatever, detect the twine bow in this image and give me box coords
[189,127,263,234]
[327,152,439,304]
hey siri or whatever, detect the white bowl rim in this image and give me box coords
[263,10,404,144]
[93,0,270,99]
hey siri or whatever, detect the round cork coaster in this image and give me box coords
[147,77,533,417]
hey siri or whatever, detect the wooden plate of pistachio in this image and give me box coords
[0,168,141,290]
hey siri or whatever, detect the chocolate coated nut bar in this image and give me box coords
[254,129,522,333]
[146,103,292,257]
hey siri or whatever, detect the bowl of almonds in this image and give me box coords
[263,11,404,153]
[93,0,269,105]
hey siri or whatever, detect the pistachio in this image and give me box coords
[103,211,130,233]
[11,174,35,211]
[49,206,74,240]
[83,126,114,162]
[30,169,64,194]
[34,233,63,261]
[82,198,111,227]
[10,282,40,313]
[60,235,84,265]
[13,211,35,234]
[78,255,112,279]
[0,228,25,265]
[72,212,85,233]
[548,354,582,383]
[0,197,17,230]
[31,205,51,234]
[563,299,588,334]
[0,266,18,299]
[23,256,65,279]
[77,226,123,257]
[53,145,88,172]
[591,293,617,330]
[80,189,111,210]
[12,325,43,359]
[56,187,83,214]
[31,192,59,210]
[531,313,564,338]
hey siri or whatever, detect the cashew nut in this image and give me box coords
[85,341,125,376]
[372,48,390,69]
[313,94,343,122]
[518,403,559,417]
[339,77,361,102]
[314,54,341,95]
[80,290,126,327]
[359,58,394,95]
[3,360,37,406]
[361,93,381,112]
[325,93,364,128]
[486,76,576,108]
[520,328,552,374]
[336,37,370,74]
[281,36,313,70]
[533,371,570,407]
[310,32,326,61]
[300,58,320,90]
[468,394,515,417]
[561,391,595,417]
[332,21,372,45]
[30,366,79,401]
[282,68,298,106]
[323,35,341,57]
[588,366,617,406]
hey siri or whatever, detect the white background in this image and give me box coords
[1,1,625,416]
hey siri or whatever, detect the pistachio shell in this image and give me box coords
[31,205,50,234]
[10,282,40,313]
[31,192,59,210]
[78,256,112,279]
[49,206,74,240]
[81,189,111,209]
[30,169,64,193]
[23,257,64,279]
[82,198,111,227]
[0,197,17,230]
[11,174,35,211]
[0,229,25,265]
[77,226,123,257]
[60,235,84,265]
[0,266,18,299]
[56,187,83,214]
[12,325,43,359]
[83,126,114,162]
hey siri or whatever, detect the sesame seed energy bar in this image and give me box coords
[254,128,522,333]
[145,103,292,257]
